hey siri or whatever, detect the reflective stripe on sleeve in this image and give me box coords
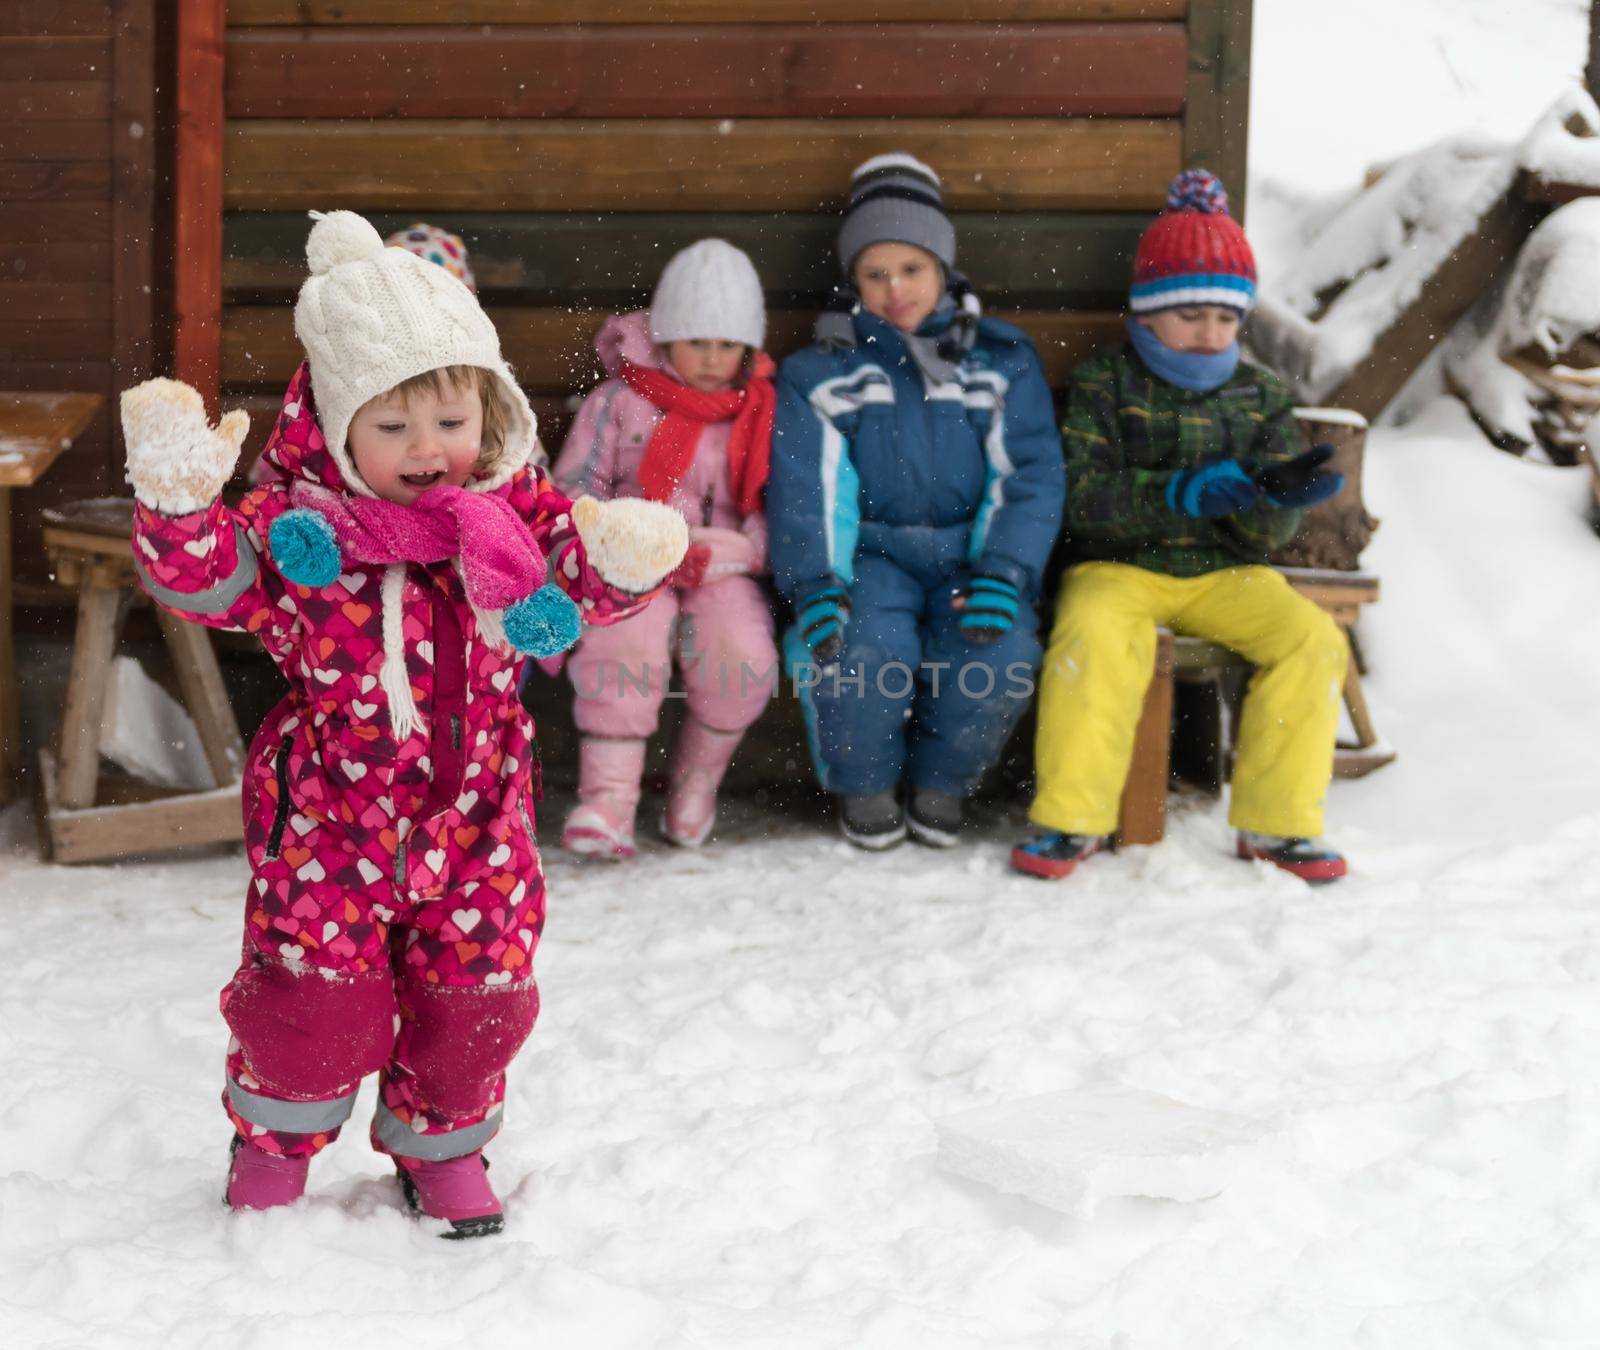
[134,521,260,615]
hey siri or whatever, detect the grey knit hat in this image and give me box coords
[837,153,956,277]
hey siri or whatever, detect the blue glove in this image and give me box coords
[1253,444,1346,508]
[953,574,1021,645]
[797,582,850,664]
[1165,460,1261,518]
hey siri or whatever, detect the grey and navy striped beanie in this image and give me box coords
[837,153,957,277]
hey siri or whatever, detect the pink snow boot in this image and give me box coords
[225,1135,310,1211]
[661,717,744,848]
[395,1152,504,1240]
[562,736,646,859]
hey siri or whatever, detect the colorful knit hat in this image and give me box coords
[837,153,957,277]
[1129,170,1256,315]
[384,222,476,292]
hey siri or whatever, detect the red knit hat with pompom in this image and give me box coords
[1130,170,1256,315]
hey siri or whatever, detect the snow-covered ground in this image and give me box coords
[6,412,1600,1350]
[8,4,1600,1347]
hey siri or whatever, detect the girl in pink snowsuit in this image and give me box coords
[119,211,687,1237]
[554,239,779,856]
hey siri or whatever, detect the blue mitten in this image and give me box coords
[953,574,1021,645]
[797,582,850,665]
[1253,444,1346,508]
[1165,460,1260,518]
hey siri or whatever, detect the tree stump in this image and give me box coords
[1272,407,1380,571]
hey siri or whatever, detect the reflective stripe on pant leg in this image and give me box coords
[226,1076,359,1134]
[373,1100,503,1161]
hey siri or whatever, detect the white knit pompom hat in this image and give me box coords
[648,239,766,350]
[294,210,539,497]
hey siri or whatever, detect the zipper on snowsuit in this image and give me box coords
[263,737,292,860]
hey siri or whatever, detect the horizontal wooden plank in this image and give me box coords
[0,162,111,200]
[0,119,111,160]
[1,240,112,284]
[226,23,1186,119]
[0,319,111,363]
[225,119,1178,212]
[0,283,111,322]
[225,210,1148,308]
[0,3,112,36]
[223,303,1123,392]
[0,359,112,392]
[0,202,107,242]
[0,81,111,119]
[0,34,109,77]
[227,2,1187,23]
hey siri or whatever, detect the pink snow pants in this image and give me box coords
[220,730,543,1163]
[567,575,777,737]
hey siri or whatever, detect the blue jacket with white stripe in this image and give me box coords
[769,307,1065,601]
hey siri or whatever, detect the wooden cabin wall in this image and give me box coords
[216,0,1250,457]
[1,0,161,595]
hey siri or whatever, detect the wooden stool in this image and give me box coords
[37,498,245,863]
[1115,569,1394,848]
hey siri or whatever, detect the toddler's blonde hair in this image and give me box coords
[370,364,511,473]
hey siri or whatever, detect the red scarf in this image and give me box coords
[621,353,775,518]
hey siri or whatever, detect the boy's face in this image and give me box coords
[347,377,483,504]
[666,339,747,393]
[852,241,943,335]
[1138,305,1242,355]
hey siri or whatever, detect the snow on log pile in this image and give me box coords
[1251,88,1600,420]
[1443,97,1600,463]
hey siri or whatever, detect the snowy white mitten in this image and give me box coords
[570,495,690,594]
[120,378,250,516]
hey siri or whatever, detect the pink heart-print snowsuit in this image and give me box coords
[132,364,654,1161]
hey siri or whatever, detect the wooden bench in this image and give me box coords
[36,499,245,863]
[1115,568,1392,848]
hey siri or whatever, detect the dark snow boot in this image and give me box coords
[396,1152,505,1240]
[225,1134,310,1211]
[839,792,906,851]
[1009,831,1107,880]
[907,788,962,848]
[1236,830,1347,884]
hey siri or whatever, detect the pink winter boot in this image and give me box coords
[225,1135,310,1211]
[661,716,745,848]
[562,736,646,859]
[395,1152,504,1240]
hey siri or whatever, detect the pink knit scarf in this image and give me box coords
[290,480,546,609]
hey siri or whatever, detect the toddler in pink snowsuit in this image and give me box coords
[119,211,687,1237]
[554,239,779,856]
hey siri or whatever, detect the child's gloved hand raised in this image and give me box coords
[1252,444,1345,508]
[796,581,850,665]
[950,573,1021,645]
[1164,458,1260,518]
[570,495,690,594]
[120,378,250,516]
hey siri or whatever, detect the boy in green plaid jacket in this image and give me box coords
[1012,171,1352,884]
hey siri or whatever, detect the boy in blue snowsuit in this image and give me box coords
[769,154,1065,849]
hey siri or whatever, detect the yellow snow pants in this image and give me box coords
[1031,562,1348,839]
